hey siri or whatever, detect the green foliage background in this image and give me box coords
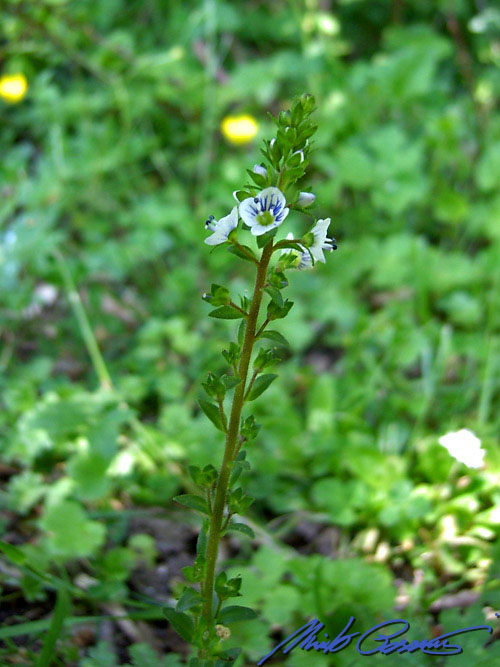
[1,0,500,664]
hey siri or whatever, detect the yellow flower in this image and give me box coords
[0,73,28,104]
[221,114,258,145]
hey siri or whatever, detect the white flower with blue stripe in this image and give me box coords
[204,206,238,246]
[239,187,289,236]
[309,218,337,263]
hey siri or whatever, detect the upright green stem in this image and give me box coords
[200,241,274,655]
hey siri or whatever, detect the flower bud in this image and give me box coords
[253,164,267,177]
[215,624,231,640]
[297,192,315,207]
[301,93,315,114]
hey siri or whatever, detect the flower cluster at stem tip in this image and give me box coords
[206,95,337,270]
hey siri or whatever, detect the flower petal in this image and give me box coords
[258,187,287,215]
[312,218,331,237]
[204,207,238,245]
[310,218,331,262]
[239,196,260,227]
[205,232,226,246]
[218,206,238,234]
[250,221,279,236]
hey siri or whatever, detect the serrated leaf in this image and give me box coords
[247,374,278,401]
[209,306,245,320]
[174,494,210,516]
[163,608,194,642]
[218,605,258,624]
[40,500,105,559]
[198,399,225,432]
[226,522,255,539]
[259,330,289,347]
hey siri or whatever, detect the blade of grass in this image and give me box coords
[52,249,112,390]
[34,588,71,667]
[0,609,165,640]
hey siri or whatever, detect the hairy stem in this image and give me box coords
[199,240,273,655]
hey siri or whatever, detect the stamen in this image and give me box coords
[253,197,259,204]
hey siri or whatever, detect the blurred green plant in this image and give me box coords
[2,0,500,664]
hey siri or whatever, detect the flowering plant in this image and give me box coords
[165,94,337,665]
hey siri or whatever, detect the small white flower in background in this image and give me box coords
[308,218,337,263]
[204,206,238,246]
[253,164,267,177]
[297,192,315,207]
[239,187,289,236]
[439,429,486,469]
[281,233,312,270]
[35,283,58,306]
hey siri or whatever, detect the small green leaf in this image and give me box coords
[247,168,267,187]
[176,587,203,612]
[256,229,277,248]
[188,465,201,485]
[221,375,241,390]
[265,286,283,307]
[227,245,257,263]
[267,299,294,320]
[237,320,246,346]
[209,306,245,320]
[0,540,27,565]
[247,374,278,401]
[259,330,289,347]
[226,522,255,539]
[163,608,194,642]
[277,240,304,252]
[173,494,210,516]
[198,399,225,432]
[218,605,258,624]
[215,648,242,666]
[232,190,250,202]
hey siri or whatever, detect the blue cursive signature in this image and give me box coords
[257,616,493,664]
